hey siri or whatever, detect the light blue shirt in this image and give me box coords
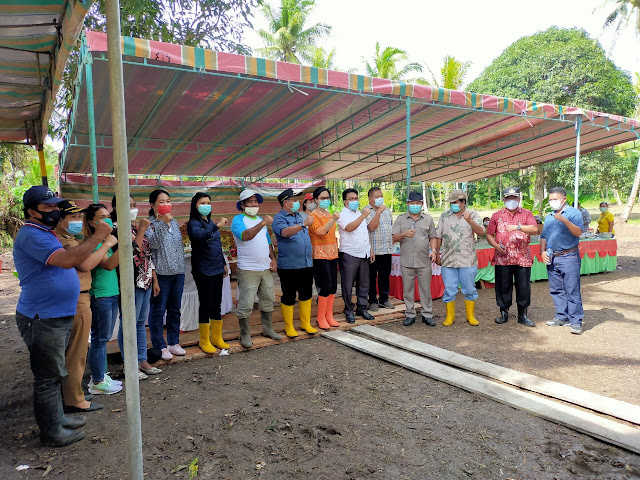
[272,209,313,269]
[541,205,583,251]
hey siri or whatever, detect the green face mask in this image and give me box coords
[600,207,607,213]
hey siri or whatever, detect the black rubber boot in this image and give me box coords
[261,311,282,340]
[494,309,509,324]
[40,425,86,447]
[60,415,86,430]
[517,307,535,327]
[238,317,253,348]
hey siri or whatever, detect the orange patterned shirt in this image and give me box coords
[308,209,339,260]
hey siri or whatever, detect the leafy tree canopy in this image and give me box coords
[467,27,637,117]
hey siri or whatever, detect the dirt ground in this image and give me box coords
[1,224,639,479]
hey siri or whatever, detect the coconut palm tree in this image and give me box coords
[362,42,422,80]
[603,0,640,34]
[417,55,471,90]
[310,46,336,69]
[256,0,331,64]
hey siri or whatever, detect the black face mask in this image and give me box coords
[35,208,61,228]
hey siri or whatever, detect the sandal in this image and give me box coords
[139,366,163,375]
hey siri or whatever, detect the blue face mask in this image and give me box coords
[348,200,359,211]
[65,220,83,236]
[450,203,461,213]
[197,204,212,216]
[408,204,422,214]
[374,197,384,207]
[290,201,300,213]
[318,199,331,210]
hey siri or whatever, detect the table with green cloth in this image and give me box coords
[475,238,617,284]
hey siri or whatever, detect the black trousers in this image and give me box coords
[495,264,531,313]
[313,258,338,297]
[193,271,224,323]
[339,252,369,314]
[368,253,392,304]
[278,267,313,305]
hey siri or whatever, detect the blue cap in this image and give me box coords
[23,186,65,208]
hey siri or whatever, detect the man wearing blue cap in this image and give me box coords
[13,186,113,447]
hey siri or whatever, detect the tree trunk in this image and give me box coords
[621,156,640,222]
[533,165,545,209]
[422,182,429,211]
[613,188,622,206]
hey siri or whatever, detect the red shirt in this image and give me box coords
[486,207,538,267]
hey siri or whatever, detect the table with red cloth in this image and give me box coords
[388,255,445,301]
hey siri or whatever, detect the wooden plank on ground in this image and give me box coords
[321,330,640,455]
[352,324,640,425]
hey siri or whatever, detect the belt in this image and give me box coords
[552,246,578,257]
[80,290,90,294]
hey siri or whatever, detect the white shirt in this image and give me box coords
[231,214,271,271]
[337,207,371,258]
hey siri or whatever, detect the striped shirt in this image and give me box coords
[367,206,394,255]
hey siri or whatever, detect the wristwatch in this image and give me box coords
[517,222,522,231]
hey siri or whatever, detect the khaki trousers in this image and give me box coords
[62,293,91,406]
[236,268,274,319]
[401,265,433,318]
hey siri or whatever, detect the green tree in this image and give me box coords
[602,0,640,34]
[419,55,472,90]
[362,42,422,80]
[467,27,637,205]
[310,46,336,69]
[256,0,331,64]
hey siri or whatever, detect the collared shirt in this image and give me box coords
[541,205,583,251]
[392,212,437,268]
[146,216,186,276]
[308,209,338,260]
[272,209,313,269]
[436,209,482,268]
[579,207,591,233]
[90,243,119,298]
[231,213,272,271]
[486,207,538,267]
[54,226,92,291]
[597,211,615,234]
[367,205,394,255]
[13,221,80,318]
[188,218,225,276]
[337,207,371,258]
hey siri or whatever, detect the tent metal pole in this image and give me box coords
[405,97,411,193]
[105,1,144,478]
[38,147,47,186]
[84,43,99,203]
[574,117,582,208]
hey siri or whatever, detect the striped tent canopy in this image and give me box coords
[61,30,640,184]
[0,0,94,143]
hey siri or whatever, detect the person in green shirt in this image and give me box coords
[85,204,122,396]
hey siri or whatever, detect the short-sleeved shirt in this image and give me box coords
[91,244,119,298]
[272,209,313,269]
[541,205,583,251]
[54,226,92,291]
[13,222,80,318]
[436,209,482,268]
[579,208,591,233]
[392,212,437,268]
[367,206,394,256]
[486,207,538,267]
[308,209,338,260]
[231,213,272,271]
[146,216,185,276]
[337,208,371,258]
[597,211,615,234]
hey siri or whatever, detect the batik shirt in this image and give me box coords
[436,209,482,268]
[486,207,538,267]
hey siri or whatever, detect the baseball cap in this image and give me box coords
[23,186,65,207]
[447,189,467,202]
[236,189,263,210]
[58,200,87,214]
[277,188,301,204]
[304,193,314,201]
[407,191,423,202]
[502,187,521,198]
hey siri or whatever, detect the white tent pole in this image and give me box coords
[105,1,144,478]
[405,97,411,194]
[574,117,582,208]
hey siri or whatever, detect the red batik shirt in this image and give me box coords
[486,207,538,267]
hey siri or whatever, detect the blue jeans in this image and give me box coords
[89,295,119,383]
[118,287,151,362]
[441,266,479,303]
[148,273,184,349]
[547,251,583,325]
[16,312,72,432]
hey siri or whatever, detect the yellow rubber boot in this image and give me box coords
[299,299,317,334]
[210,319,230,349]
[465,300,479,326]
[198,323,217,354]
[325,294,340,327]
[281,304,298,338]
[443,302,455,326]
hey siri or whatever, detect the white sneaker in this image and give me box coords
[161,348,173,361]
[138,371,148,380]
[104,373,122,386]
[168,344,186,356]
[89,379,122,395]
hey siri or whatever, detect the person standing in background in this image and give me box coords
[366,187,395,311]
[596,202,615,236]
[577,203,591,233]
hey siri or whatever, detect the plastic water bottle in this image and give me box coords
[545,248,553,265]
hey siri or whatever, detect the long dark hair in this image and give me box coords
[85,203,108,235]
[190,192,211,221]
[148,189,169,217]
[111,195,135,222]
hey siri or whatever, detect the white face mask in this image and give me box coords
[549,199,564,211]
[504,199,519,210]
[130,208,139,221]
[244,206,259,216]
[306,202,317,212]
